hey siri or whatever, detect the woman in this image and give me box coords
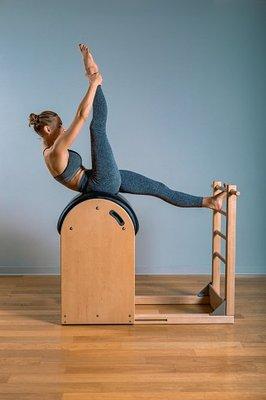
[28,43,226,210]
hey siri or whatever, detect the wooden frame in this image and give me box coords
[134,180,240,324]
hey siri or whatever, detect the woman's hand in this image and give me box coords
[86,71,103,86]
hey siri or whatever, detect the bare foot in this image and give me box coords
[202,190,227,211]
[78,43,99,76]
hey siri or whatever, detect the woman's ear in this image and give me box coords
[43,125,51,135]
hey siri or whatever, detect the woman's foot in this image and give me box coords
[78,43,99,76]
[202,190,227,211]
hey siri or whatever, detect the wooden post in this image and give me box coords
[225,184,237,316]
[211,181,222,294]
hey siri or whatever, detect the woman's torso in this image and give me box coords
[43,146,87,192]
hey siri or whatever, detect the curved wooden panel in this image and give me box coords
[60,198,135,324]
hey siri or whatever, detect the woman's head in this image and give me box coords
[28,110,64,140]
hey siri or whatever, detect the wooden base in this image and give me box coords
[134,313,234,324]
[61,280,234,325]
[134,283,234,324]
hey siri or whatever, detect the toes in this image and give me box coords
[79,43,88,52]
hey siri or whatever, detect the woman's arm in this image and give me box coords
[76,81,99,120]
[53,79,100,152]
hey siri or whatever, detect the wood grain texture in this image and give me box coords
[0,275,265,399]
[60,199,135,324]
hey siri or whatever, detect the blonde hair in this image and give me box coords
[28,110,62,135]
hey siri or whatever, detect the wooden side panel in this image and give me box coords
[60,199,135,324]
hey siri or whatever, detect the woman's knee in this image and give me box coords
[111,173,122,194]
[89,121,106,136]
[89,174,121,195]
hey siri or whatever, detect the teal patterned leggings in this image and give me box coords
[78,85,203,208]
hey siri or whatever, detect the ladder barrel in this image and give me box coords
[56,180,239,325]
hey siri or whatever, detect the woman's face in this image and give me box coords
[55,121,66,136]
[58,120,67,134]
[59,124,67,134]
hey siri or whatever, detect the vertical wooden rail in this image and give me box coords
[225,184,237,316]
[211,180,222,294]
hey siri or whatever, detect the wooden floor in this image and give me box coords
[0,274,265,399]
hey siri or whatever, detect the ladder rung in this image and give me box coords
[214,209,227,216]
[214,230,227,241]
[213,251,226,264]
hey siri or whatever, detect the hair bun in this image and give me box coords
[28,113,39,127]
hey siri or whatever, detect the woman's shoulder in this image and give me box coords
[42,145,55,155]
[43,145,68,157]
[42,145,69,176]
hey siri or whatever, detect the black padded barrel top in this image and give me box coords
[57,191,139,235]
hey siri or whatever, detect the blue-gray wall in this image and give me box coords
[0,0,265,274]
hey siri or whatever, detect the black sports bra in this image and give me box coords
[43,147,83,183]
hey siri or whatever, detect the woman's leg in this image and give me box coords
[79,83,202,206]
[118,169,203,207]
[83,84,121,194]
